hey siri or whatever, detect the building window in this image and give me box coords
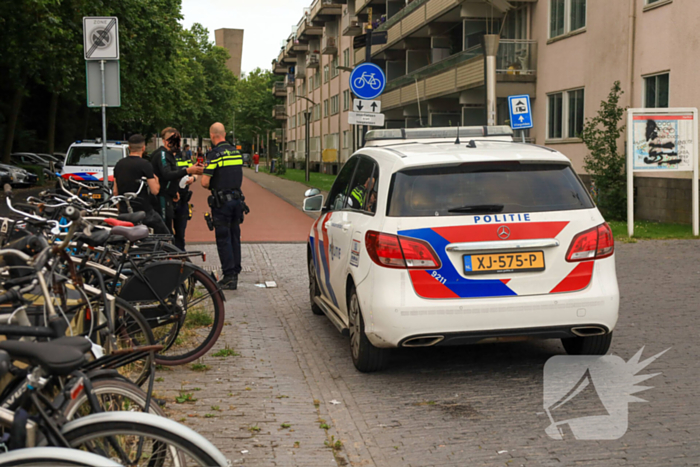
[331,56,339,78]
[313,104,321,121]
[330,95,339,115]
[343,90,350,111]
[343,130,350,148]
[644,73,669,108]
[323,99,329,117]
[343,49,350,68]
[550,0,586,39]
[324,133,339,150]
[323,65,329,83]
[314,70,320,90]
[548,88,585,140]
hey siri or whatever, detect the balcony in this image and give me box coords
[342,9,362,36]
[272,105,287,120]
[272,81,286,97]
[272,59,288,75]
[297,12,323,40]
[321,35,337,55]
[310,0,342,24]
[295,57,307,79]
[284,37,295,57]
[274,128,284,142]
[292,39,308,53]
[285,73,295,88]
[496,40,537,76]
[306,53,320,69]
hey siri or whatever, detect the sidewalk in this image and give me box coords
[185,175,315,244]
[242,168,328,218]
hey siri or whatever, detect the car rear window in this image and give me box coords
[66,147,124,167]
[387,162,594,217]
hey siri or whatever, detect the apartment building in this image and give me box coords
[272,0,698,222]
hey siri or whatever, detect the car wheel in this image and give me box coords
[348,286,389,372]
[308,256,324,315]
[561,332,613,356]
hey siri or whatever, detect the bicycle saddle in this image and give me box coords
[51,336,93,354]
[110,224,149,243]
[75,229,111,247]
[117,211,146,224]
[0,340,85,376]
[104,218,134,227]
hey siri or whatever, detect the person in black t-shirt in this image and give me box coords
[113,134,169,234]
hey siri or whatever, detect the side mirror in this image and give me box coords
[304,188,320,197]
[303,194,324,212]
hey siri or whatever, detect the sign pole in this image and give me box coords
[693,108,699,236]
[626,110,634,237]
[100,59,109,188]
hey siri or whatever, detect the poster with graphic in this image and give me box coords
[632,114,694,171]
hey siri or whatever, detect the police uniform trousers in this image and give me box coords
[212,198,243,277]
[172,199,189,251]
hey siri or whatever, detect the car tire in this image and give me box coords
[561,332,613,356]
[348,285,389,372]
[308,256,324,315]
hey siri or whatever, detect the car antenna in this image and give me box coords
[454,125,461,145]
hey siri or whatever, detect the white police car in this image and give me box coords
[303,126,619,372]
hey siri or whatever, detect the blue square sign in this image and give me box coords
[508,95,533,130]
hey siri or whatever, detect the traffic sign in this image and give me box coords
[349,63,386,100]
[507,94,533,130]
[349,112,385,127]
[353,99,381,113]
[86,60,120,107]
[83,17,119,60]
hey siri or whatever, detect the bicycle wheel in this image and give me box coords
[63,379,167,420]
[152,270,225,365]
[0,447,121,466]
[110,298,155,385]
[61,412,228,467]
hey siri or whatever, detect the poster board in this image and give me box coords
[627,108,698,236]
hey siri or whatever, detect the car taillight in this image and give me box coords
[365,231,441,269]
[566,223,614,262]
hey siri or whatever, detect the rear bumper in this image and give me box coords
[357,256,619,348]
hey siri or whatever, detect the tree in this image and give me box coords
[233,69,280,151]
[581,81,626,220]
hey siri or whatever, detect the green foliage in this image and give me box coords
[212,345,238,358]
[608,220,695,241]
[190,362,209,371]
[233,69,281,147]
[581,81,627,220]
[175,392,197,403]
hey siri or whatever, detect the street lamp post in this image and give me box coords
[296,95,316,183]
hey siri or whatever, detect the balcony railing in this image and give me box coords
[306,53,320,69]
[496,40,537,75]
[273,105,287,120]
[285,74,295,88]
[321,35,337,55]
[385,45,483,92]
[342,8,362,36]
[272,81,286,97]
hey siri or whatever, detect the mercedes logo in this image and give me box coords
[497,225,511,240]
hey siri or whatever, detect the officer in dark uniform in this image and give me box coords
[150,128,203,246]
[201,122,246,290]
[172,149,194,250]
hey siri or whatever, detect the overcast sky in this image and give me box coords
[181,0,310,75]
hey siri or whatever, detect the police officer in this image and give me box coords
[201,122,245,290]
[173,146,195,250]
[151,127,203,247]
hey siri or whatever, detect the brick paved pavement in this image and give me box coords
[156,240,700,466]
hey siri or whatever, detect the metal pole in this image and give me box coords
[483,35,499,127]
[100,60,109,187]
[693,108,699,236]
[626,110,634,237]
[361,29,372,148]
[305,111,310,182]
[266,130,270,170]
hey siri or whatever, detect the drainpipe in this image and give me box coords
[483,34,500,126]
[627,0,637,108]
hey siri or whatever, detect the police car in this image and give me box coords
[61,140,128,200]
[303,126,619,372]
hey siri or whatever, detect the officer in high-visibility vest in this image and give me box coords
[173,148,194,250]
[201,122,248,290]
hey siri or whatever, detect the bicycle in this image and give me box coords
[353,71,382,90]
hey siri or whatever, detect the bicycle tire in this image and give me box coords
[61,412,228,467]
[63,379,167,420]
[0,447,121,466]
[153,269,225,365]
[111,297,155,385]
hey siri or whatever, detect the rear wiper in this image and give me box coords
[447,204,504,213]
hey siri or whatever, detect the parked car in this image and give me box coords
[11,152,57,181]
[60,140,128,201]
[0,168,12,186]
[36,153,64,169]
[0,164,38,187]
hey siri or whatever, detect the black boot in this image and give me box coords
[218,274,238,290]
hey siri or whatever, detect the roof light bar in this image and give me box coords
[365,126,514,142]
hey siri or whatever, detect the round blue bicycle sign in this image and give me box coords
[349,63,386,100]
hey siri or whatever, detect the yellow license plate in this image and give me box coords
[464,251,545,275]
[92,194,102,199]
